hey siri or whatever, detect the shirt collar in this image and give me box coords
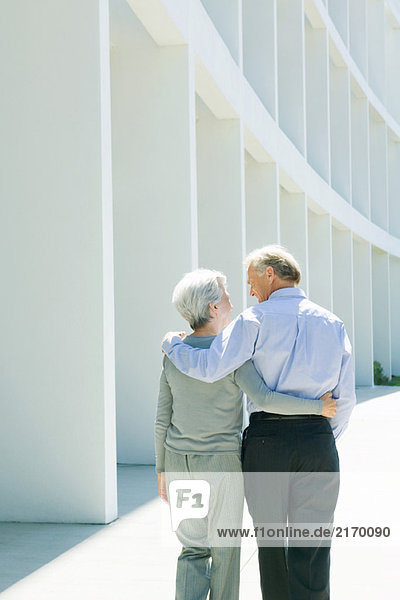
[268,287,307,300]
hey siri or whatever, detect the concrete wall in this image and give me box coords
[2,0,400,520]
[124,0,400,462]
[0,0,117,522]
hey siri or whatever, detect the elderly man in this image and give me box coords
[162,245,356,600]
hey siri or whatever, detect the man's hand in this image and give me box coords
[161,331,187,348]
[157,472,168,503]
[320,392,337,418]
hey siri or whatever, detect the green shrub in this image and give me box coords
[374,360,390,385]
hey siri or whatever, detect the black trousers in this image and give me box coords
[242,413,340,600]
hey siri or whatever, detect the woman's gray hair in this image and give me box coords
[244,245,301,284]
[172,268,227,330]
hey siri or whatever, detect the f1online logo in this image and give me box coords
[169,480,210,531]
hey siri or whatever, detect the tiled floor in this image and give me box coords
[0,387,399,598]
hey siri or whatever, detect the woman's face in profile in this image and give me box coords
[215,289,233,330]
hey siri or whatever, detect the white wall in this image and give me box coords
[110,0,197,464]
[280,190,309,294]
[349,0,368,77]
[353,238,374,385]
[245,156,280,252]
[196,98,247,313]
[372,248,392,378]
[350,86,370,218]
[0,0,117,522]
[329,59,351,202]
[243,0,277,118]
[328,0,349,45]
[390,256,400,374]
[369,109,388,230]
[388,133,400,238]
[201,0,242,65]
[3,0,400,500]
[277,0,306,155]
[332,226,355,347]
[110,0,400,465]
[308,211,333,310]
[368,0,386,103]
[305,17,330,182]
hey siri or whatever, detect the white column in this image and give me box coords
[369,109,388,230]
[110,2,197,463]
[277,0,306,155]
[196,98,247,312]
[327,0,349,45]
[332,226,354,347]
[242,0,277,117]
[201,0,242,66]
[350,84,370,217]
[385,8,400,124]
[308,211,333,310]
[305,18,330,181]
[353,237,374,385]
[390,256,400,375]
[388,133,400,239]
[280,190,309,294]
[329,58,351,202]
[245,156,279,308]
[245,157,280,252]
[367,0,385,103]
[372,248,391,380]
[349,0,368,78]
[0,0,116,522]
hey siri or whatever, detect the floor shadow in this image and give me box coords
[117,464,158,517]
[0,465,157,592]
[0,521,104,592]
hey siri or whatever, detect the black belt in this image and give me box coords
[250,412,325,422]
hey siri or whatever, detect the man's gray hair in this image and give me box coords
[244,245,301,284]
[172,268,227,330]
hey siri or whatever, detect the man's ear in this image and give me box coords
[265,266,274,278]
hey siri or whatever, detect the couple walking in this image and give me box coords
[155,245,356,599]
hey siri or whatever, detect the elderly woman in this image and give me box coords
[155,269,335,600]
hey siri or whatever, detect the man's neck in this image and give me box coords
[267,281,295,299]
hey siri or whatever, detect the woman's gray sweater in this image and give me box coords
[155,334,323,473]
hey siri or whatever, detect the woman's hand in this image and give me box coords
[320,392,337,418]
[161,331,187,352]
[157,472,168,503]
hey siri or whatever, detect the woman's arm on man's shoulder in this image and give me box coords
[161,311,260,383]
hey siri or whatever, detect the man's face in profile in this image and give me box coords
[247,265,272,303]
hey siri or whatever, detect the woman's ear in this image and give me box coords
[209,301,218,317]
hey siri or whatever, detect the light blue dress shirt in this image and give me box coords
[162,287,356,440]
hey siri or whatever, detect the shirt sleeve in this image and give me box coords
[328,324,357,439]
[161,312,260,383]
[234,360,323,415]
[154,357,173,473]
